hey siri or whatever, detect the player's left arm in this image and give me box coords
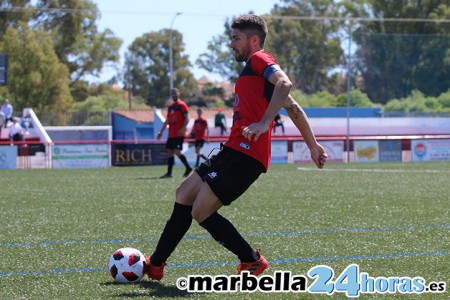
[179,109,189,136]
[242,68,292,142]
[284,95,327,169]
[189,123,195,138]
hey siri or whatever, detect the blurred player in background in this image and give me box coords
[145,14,327,281]
[214,107,227,135]
[157,88,192,178]
[190,108,209,167]
[273,113,285,134]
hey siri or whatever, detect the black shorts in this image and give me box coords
[166,137,184,150]
[195,139,205,148]
[196,146,265,206]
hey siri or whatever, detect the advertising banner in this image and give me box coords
[354,140,379,162]
[271,141,288,164]
[379,140,402,162]
[52,144,109,169]
[181,141,288,166]
[411,139,450,161]
[0,146,17,169]
[112,143,167,166]
[293,141,344,163]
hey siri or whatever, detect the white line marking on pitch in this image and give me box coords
[297,167,450,173]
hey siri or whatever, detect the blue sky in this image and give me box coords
[93,0,278,83]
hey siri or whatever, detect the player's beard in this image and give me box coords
[234,48,251,62]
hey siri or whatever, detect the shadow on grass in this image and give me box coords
[135,176,184,180]
[136,177,164,180]
[102,281,194,298]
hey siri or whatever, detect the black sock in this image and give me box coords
[179,154,191,170]
[196,155,200,167]
[167,156,174,175]
[151,202,193,266]
[199,212,258,262]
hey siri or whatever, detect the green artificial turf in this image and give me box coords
[0,162,448,299]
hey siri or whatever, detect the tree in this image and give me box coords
[125,29,197,107]
[346,0,450,103]
[0,0,32,37]
[70,80,91,102]
[197,2,344,93]
[336,89,376,107]
[437,90,450,112]
[0,23,72,114]
[196,18,244,82]
[198,81,226,106]
[74,93,148,114]
[265,0,344,94]
[292,90,337,107]
[383,90,450,115]
[70,80,125,102]
[33,0,122,85]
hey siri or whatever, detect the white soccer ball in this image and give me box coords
[108,247,146,283]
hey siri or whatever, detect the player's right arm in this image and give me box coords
[284,95,327,169]
[157,118,169,140]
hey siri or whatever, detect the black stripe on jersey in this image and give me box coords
[263,75,275,102]
[169,104,184,112]
[240,60,257,77]
[194,119,207,125]
[240,59,275,102]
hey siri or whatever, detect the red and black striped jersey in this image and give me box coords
[167,100,188,138]
[192,117,208,140]
[225,50,278,172]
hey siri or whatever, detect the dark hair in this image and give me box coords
[231,14,268,48]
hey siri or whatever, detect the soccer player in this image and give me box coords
[157,88,192,178]
[273,113,285,134]
[214,107,227,135]
[145,14,327,281]
[191,108,209,167]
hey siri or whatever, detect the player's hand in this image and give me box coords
[241,122,269,142]
[157,132,163,140]
[310,143,327,169]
